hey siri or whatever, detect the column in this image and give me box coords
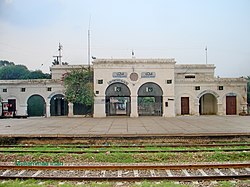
[68,102,74,117]
[46,103,51,117]
[217,102,224,115]
[130,95,138,117]
[194,99,200,116]
[163,96,175,117]
[93,96,106,117]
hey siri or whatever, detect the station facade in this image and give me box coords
[93,59,248,117]
[0,59,248,117]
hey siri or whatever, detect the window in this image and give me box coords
[3,88,7,92]
[95,91,99,94]
[98,80,103,84]
[21,88,26,92]
[185,75,195,79]
[166,80,172,84]
[218,86,223,90]
[195,86,200,90]
[47,87,52,91]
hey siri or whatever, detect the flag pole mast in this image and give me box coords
[88,16,91,71]
[205,46,207,64]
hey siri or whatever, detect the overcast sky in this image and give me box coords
[0,0,249,77]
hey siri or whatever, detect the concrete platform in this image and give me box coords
[0,116,250,138]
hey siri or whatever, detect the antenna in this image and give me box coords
[53,43,63,65]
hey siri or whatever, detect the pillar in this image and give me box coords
[93,96,106,117]
[217,102,224,115]
[46,103,51,117]
[194,98,200,116]
[130,95,138,117]
[68,102,74,117]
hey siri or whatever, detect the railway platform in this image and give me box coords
[0,116,250,138]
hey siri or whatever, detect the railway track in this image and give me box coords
[1,143,249,148]
[0,143,249,154]
[0,148,249,154]
[0,163,249,181]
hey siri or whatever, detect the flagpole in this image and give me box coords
[205,46,207,64]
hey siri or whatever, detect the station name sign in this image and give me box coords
[108,79,129,85]
[112,72,127,78]
[141,72,156,78]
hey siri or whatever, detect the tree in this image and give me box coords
[24,70,51,79]
[247,76,250,105]
[0,60,14,67]
[64,68,94,112]
[0,60,51,80]
[0,64,30,80]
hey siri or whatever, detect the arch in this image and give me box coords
[137,82,163,96]
[105,83,131,116]
[27,95,46,117]
[50,94,68,116]
[199,93,218,115]
[197,90,219,100]
[137,82,163,116]
[106,82,131,96]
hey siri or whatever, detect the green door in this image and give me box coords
[27,95,45,116]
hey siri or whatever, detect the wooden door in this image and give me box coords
[181,97,189,115]
[226,96,236,115]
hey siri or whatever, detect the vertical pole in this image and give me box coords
[205,46,207,64]
[88,29,90,71]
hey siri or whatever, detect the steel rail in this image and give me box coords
[0,143,249,148]
[0,175,249,181]
[1,163,249,170]
[0,148,249,154]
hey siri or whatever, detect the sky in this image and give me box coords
[0,0,249,77]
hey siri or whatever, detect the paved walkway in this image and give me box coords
[0,116,250,137]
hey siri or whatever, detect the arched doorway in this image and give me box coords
[105,83,131,116]
[50,94,68,116]
[138,82,163,116]
[27,95,45,117]
[199,93,218,115]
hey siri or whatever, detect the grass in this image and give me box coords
[0,145,249,152]
[0,180,249,187]
[0,179,189,187]
[1,151,249,164]
[0,146,250,163]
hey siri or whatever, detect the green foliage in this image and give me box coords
[0,60,14,67]
[64,68,94,107]
[0,64,29,80]
[0,60,50,80]
[24,70,51,79]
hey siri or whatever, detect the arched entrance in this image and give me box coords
[50,94,68,116]
[199,93,218,115]
[105,83,131,116]
[27,95,45,116]
[138,82,163,116]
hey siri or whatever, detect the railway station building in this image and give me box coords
[0,58,248,118]
[93,59,247,117]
